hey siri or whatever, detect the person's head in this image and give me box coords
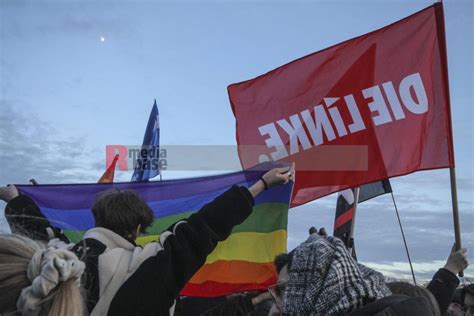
[269,252,294,315]
[92,189,154,241]
[387,282,441,316]
[0,234,85,316]
[274,251,293,275]
[447,302,465,316]
[274,235,390,315]
[462,284,474,316]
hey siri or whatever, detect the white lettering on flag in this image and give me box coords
[277,114,312,155]
[257,72,429,161]
[399,73,429,114]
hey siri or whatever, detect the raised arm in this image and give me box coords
[427,244,468,314]
[0,185,69,243]
[108,166,295,315]
[248,163,295,198]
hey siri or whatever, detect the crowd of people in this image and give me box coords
[0,164,471,315]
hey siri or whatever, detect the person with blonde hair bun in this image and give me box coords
[0,234,85,316]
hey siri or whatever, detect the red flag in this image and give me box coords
[228,3,454,207]
[98,154,119,184]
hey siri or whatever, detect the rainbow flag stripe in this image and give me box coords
[17,170,292,297]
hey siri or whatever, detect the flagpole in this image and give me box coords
[435,0,463,277]
[390,192,417,284]
[347,187,360,256]
[450,167,463,277]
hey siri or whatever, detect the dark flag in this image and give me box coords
[334,189,356,245]
[358,179,392,203]
[131,100,160,182]
[333,179,392,246]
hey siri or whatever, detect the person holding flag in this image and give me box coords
[2,164,295,315]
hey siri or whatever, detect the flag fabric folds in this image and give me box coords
[98,154,119,183]
[333,179,392,244]
[228,3,454,207]
[131,100,161,182]
[17,170,293,297]
[358,179,392,204]
[333,189,356,245]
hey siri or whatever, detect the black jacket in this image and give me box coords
[5,194,69,242]
[76,185,254,316]
[6,185,255,316]
[427,268,460,315]
[346,294,433,316]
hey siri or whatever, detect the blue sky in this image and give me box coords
[0,0,472,281]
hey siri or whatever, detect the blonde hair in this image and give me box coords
[0,234,85,316]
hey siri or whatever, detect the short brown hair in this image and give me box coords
[387,282,440,316]
[92,189,154,240]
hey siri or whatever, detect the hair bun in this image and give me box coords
[17,247,85,315]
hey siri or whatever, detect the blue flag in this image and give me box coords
[131,100,160,181]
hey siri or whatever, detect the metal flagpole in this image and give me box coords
[390,192,417,284]
[347,187,360,256]
[450,167,463,277]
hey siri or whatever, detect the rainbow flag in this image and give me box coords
[17,170,293,297]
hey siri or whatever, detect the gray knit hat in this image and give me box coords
[282,235,391,315]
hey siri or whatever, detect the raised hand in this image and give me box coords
[262,163,295,188]
[444,243,469,275]
[248,163,295,198]
[0,185,19,203]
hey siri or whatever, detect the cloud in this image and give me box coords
[0,99,104,185]
[456,176,474,192]
[1,0,133,40]
[0,99,109,232]
[287,186,474,280]
[361,260,474,282]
